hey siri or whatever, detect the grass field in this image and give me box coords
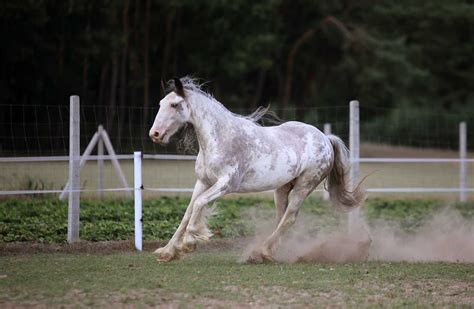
[1,195,473,307]
[1,143,473,307]
[1,249,473,307]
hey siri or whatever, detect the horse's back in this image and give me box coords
[266,121,330,155]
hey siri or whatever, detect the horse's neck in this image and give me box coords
[189,94,235,152]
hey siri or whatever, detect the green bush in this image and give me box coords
[0,197,472,243]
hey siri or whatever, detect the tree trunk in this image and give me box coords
[160,8,176,80]
[82,1,92,102]
[281,16,349,119]
[98,62,110,122]
[56,14,65,150]
[109,54,119,132]
[118,0,130,145]
[172,9,181,76]
[82,54,89,99]
[82,22,91,101]
[131,0,142,130]
[296,71,316,121]
[281,28,316,119]
[143,0,151,125]
[250,69,267,110]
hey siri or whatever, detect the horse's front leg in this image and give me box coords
[182,178,230,250]
[154,180,208,262]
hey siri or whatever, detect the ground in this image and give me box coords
[1,241,473,308]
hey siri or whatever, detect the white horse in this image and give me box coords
[149,77,365,262]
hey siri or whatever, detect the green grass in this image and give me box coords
[1,251,473,307]
[1,197,473,306]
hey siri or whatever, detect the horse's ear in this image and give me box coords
[173,77,185,98]
[161,79,166,95]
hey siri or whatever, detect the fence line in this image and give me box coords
[4,102,473,157]
[3,155,474,163]
[1,154,472,196]
[2,97,472,249]
[0,155,134,162]
[1,98,472,246]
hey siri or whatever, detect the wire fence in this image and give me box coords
[2,102,474,157]
[0,100,472,200]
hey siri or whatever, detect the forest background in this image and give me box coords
[1,0,473,155]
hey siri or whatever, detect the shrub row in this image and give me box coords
[0,197,472,243]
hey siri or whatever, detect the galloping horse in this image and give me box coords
[149,77,364,262]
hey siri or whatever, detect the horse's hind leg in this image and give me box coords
[252,176,317,263]
[274,183,292,225]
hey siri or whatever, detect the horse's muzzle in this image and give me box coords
[149,130,168,145]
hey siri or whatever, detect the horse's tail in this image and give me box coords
[326,134,366,211]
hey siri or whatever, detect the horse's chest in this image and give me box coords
[194,155,221,185]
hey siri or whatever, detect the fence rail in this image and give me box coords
[1,153,472,195]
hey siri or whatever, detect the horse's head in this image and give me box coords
[149,78,192,145]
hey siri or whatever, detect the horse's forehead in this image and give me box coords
[160,92,183,105]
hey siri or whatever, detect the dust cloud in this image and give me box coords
[240,207,474,263]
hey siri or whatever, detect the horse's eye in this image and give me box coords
[170,103,178,108]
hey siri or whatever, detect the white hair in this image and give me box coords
[171,76,281,153]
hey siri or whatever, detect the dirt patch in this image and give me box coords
[240,206,474,263]
[297,233,371,263]
[3,280,472,308]
[369,209,474,262]
[357,279,474,306]
[0,238,240,256]
[1,289,249,308]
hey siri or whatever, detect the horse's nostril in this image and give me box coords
[153,131,160,138]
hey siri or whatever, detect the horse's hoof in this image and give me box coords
[153,246,178,262]
[153,247,165,255]
[156,252,176,262]
[181,241,197,253]
[261,253,277,263]
[260,246,276,263]
[245,250,264,264]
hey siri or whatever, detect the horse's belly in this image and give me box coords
[238,172,294,193]
[237,156,301,192]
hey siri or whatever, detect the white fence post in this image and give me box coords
[349,100,360,231]
[59,131,100,201]
[68,95,80,243]
[323,123,332,201]
[134,151,143,251]
[459,122,467,202]
[97,125,104,199]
